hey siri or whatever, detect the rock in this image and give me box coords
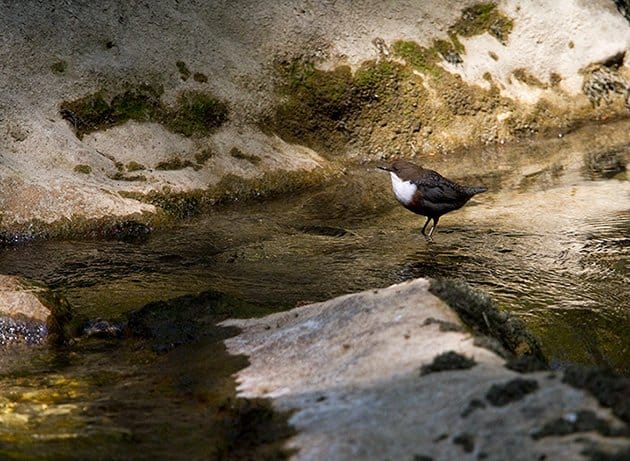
[0,275,77,346]
[222,278,630,461]
[124,290,247,354]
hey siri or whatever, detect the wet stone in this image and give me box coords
[124,290,245,354]
[0,275,76,346]
[81,319,124,339]
[0,316,47,346]
[98,220,152,243]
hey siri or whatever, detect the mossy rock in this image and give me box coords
[60,91,114,139]
[124,166,332,218]
[60,85,228,139]
[0,277,87,346]
[429,278,546,362]
[267,58,405,154]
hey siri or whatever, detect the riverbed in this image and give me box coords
[0,121,628,459]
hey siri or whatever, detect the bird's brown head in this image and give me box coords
[378,160,423,181]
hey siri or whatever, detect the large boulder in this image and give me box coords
[222,278,629,461]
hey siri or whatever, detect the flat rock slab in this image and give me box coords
[222,279,629,461]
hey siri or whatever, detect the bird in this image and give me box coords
[378,159,487,242]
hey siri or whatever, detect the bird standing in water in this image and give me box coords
[379,160,487,242]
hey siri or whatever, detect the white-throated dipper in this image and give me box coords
[379,160,487,241]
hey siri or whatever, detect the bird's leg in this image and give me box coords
[421,217,433,242]
[427,216,440,240]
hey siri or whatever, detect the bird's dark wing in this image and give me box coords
[413,170,463,204]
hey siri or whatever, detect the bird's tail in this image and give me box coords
[463,186,487,196]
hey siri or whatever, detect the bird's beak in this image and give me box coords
[377,165,391,172]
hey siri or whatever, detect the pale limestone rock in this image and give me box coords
[222,279,629,461]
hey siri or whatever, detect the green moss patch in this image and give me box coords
[266,58,405,154]
[60,85,228,139]
[230,147,261,165]
[110,85,163,122]
[60,91,115,138]
[512,68,548,89]
[269,61,355,151]
[109,172,147,182]
[194,148,214,165]
[391,40,441,75]
[450,2,514,44]
[166,91,228,137]
[193,72,208,83]
[126,161,146,172]
[176,61,191,81]
[74,164,92,174]
[429,278,546,361]
[155,156,199,171]
[50,60,67,74]
[265,14,526,157]
[270,34,604,159]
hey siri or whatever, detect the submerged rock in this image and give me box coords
[0,275,77,346]
[222,278,629,461]
[124,290,247,354]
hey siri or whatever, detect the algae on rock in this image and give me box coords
[60,85,228,139]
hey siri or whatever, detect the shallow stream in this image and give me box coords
[0,121,628,459]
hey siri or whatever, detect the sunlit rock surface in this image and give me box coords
[222,279,629,460]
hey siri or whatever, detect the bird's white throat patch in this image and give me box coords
[390,173,416,206]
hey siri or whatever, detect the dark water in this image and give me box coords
[0,123,628,458]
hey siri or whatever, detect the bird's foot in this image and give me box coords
[422,234,434,244]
